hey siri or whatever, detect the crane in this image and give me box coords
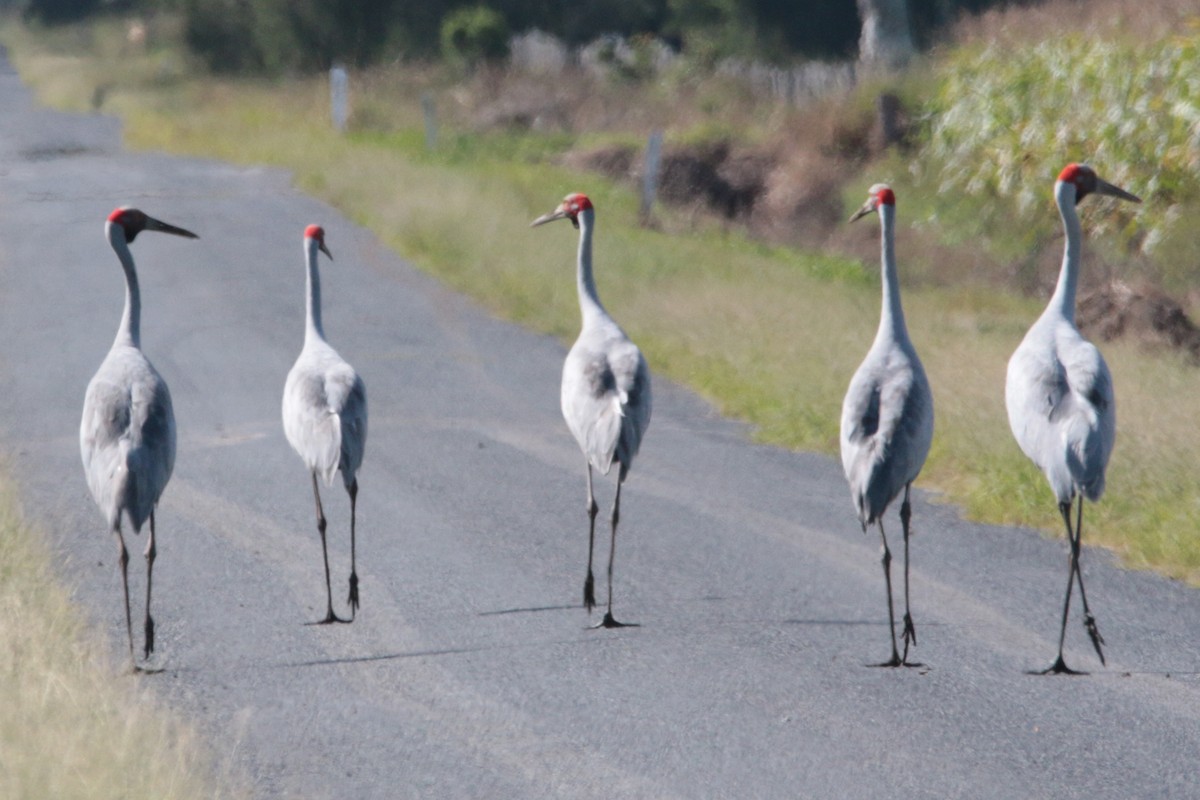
[80,206,198,671]
[283,225,368,625]
[1005,163,1140,675]
[531,193,651,628]
[841,184,934,668]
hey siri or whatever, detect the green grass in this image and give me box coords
[0,481,231,799]
[4,16,1200,587]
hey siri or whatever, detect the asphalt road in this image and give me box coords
[1,53,1198,799]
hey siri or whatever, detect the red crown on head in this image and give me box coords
[564,193,593,217]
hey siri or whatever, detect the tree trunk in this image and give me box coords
[857,0,916,71]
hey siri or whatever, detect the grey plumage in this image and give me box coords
[840,184,933,667]
[80,207,197,670]
[1005,163,1139,674]
[533,193,651,628]
[282,225,367,624]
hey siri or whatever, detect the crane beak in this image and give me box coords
[530,205,569,228]
[144,216,199,239]
[1095,178,1141,204]
[848,200,876,223]
[319,242,333,260]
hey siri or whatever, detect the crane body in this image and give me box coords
[840,184,933,667]
[80,206,197,670]
[283,225,367,625]
[533,194,651,628]
[1006,163,1139,674]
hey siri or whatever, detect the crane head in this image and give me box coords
[530,193,593,230]
[1057,164,1141,206]
[849,184,895,223]
[305,224,333,260]
[107,207,199,243]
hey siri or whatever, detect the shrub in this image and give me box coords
[440,5,510,68]
[923,33,1200,275]
[23,0,101,25]
[182,0,264,74]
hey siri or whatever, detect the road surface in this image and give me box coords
[0,51,1197,799]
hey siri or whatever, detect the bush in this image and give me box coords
[923,33,1200,277]
[440,5,510,68]
[23,0,102,25]
[183,0,403,74]
[182,0,264,74]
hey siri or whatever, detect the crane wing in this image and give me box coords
[1006,323,1114,502]
[1057,335,1114,499]
[840,347,932,524]
[80,349,175,531]
[335,371,368,486]
[610,342,651,480]
[562,337,651,477]
[283,344,367,488]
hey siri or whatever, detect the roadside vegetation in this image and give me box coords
[0,483,229,799]
[4,4,1200,590]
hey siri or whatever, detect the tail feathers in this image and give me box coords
[1062,406,1107,502]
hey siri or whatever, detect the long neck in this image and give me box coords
[876,202,907,341]
[107,222,140,349]
[304,238,326,343]
[1048,180,1082,323]
[575,208,608,325]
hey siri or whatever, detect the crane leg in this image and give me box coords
[872,520,903,667]
[309,473,348,625]
[898,486,922,667]
[1040,500,1085,675]
[594,477,634,629]
[347,479,359,620]
[1069,497,1105,665]
[112,525,136,669]
[142,512,157,660]
[583,465,598,613]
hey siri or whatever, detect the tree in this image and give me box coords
[856,0,915,70]
[24,0,101,24]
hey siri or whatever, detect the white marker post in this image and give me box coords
[640,130,663,225]
[330,64,348,133]
[421,92,438,151]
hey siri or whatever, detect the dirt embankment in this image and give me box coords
[469,75,1200,362]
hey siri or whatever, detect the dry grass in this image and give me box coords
[0,482,232,799]
[949,0,1200,47]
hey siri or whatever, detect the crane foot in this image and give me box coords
[901,612,917,649]
[870,652,924,669]
[1083,614,1106,666]
[143,614,155,658]
[583,573,596,612]
[347,573,360,617]
[1034,655,1086,676]
[591,611,638,629]
[306,609,352,625]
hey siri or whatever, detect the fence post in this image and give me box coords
[640,130,663,225]
[421,92,438,151]
[330,64,348,133]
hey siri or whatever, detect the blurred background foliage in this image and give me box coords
[15,0,1014,72]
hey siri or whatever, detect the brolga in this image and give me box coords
[283,225,368,625]
[80,206,198,671]
[1005,163,1140,675]
[841,184,934,668]
[531,193,651,628]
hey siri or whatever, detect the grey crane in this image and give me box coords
[841,184,934,667]
[80,206,197,670]
[282,225,368,625]
[1005,163,1139,674]
[532,193,651,628]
